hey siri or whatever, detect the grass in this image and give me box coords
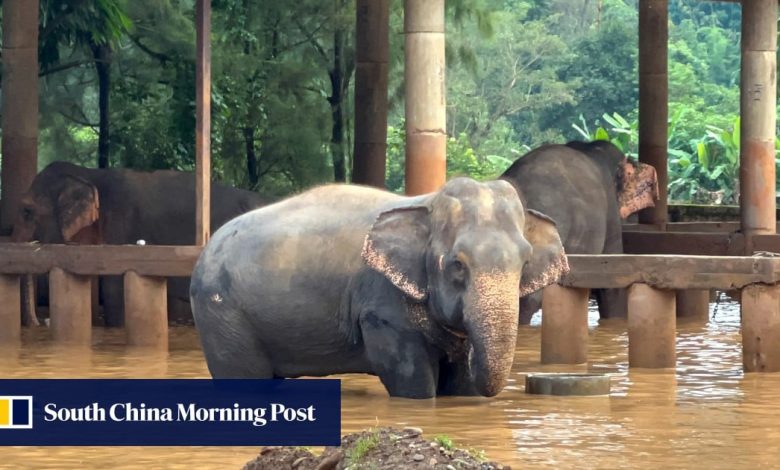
[434,434,455,451]
[345,429,381,467]
[467,447,487,462]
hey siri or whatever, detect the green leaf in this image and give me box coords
[594,127,610,141]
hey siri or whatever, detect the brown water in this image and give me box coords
[2,298,780,469]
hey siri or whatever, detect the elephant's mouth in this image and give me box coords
[441,324,468,339]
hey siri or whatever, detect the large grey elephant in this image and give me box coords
[190,178,568,399]
[11,161,269,327]
[500,140,658,323]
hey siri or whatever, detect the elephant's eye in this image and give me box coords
[22,207,34,220]
[449,259,468,285]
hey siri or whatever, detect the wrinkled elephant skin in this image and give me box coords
[190,178,567,399]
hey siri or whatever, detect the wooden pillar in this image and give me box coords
[49,268,92,344]
[628,283,676,368]
[541,285,589,364]
[353,0,390,188]
[124,272,168,348]
[740,0,777,254]
[404,0,446,195]
[0,0,40,233]
[675,289,710,323]
[195,0,212,245]
[0,275,21,343]
[742,284,780,372]
[637,0,668,226]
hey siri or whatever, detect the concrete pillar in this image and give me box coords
[675,289,710,323]
[49,268,92,344]
[404,0,446,195]
[742,284,780,372]
[740,0,777,254]
[1,0,40,233]
[0,275,21,343]
[124,271,168,348]
[628,283,676,368]
[353,0,390,188]
[541,285,589,364]
[638,0,668,226]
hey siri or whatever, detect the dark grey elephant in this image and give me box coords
[500,140,658,324]
[11,161,269,327]
[190,178,568,399]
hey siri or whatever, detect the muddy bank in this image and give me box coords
[242,427,509,469]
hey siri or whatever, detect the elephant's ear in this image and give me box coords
[618,159,659,219]
[57,176,100,242]
[361,206,430,301]
[520,209,569,297]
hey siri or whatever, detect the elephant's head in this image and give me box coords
[361,177,567,397]
[11,162,101,244]
[566,140,659,219]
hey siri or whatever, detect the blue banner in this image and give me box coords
[0,379,340,446]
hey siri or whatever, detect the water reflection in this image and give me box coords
[3,299,780,468]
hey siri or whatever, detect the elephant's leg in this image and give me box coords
[596,216,628,320]
[195,304,273,378]
[360,311,438,399]
[519,292,541,325]
[101,275,127,327]
[437,360,478,396]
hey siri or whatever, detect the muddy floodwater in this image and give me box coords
[2,299,780,469]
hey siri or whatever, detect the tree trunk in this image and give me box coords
[91,42,112,169]
[244,127,259,186]
[352,0,390,188]
[1,0,40,234]
[329,29,347,183]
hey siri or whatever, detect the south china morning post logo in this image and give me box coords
[0,396,33,430]
[0,379,340,446]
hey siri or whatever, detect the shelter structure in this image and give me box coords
[1,0,780,374]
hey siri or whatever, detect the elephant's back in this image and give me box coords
[502,145,608,253]
[191,184,405,325]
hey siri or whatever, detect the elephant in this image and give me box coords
[190,177,568,399]
[11,161,269,327]
[500,140,658,324]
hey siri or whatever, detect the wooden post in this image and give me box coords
[628,283,676,368]
[742,284,780,372]
[195,0,212,245]
[541,285,589,365]
[740,0,777,254]
[0,275,21,343]
[0,0,39,233]
[675,289,710,323]
[353,0,390,188]
[404,0,446,195]
[49,268,92,344]
[124,271,168,348]
[637,0,668,227]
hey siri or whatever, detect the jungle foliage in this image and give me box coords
[2,0,760,202]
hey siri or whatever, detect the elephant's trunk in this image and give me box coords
[464,270,520,397]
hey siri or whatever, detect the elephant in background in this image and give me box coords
[190,178,568,399]
[11,161,269,327]
[501,140,658,324]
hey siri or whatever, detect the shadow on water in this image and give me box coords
[3,299,780,468]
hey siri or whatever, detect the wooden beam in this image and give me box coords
[404,0,446,195]
[622,231,744,255]
[742,284,780,372]
[628,284,676,368]
[561,254,780,290]
[623,222,744,233]
[124,271,168,348]
[541,285,589,365]
[740,0,777,253]
[638,0,669,225]
[0,244,201,276]
[49,268,92,344]
[195,0,211,245]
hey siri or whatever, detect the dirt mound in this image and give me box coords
[242,427,509,470]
